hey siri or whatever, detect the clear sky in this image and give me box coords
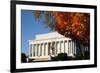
[21,10,53,55]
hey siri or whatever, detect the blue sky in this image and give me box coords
[21,10,53,55]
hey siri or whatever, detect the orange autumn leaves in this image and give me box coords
[51,12,90,46]
[34,11,90,46]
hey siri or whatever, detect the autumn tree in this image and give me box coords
[51,12,90,46]
[34,11,90,58]
[34,11,55,30]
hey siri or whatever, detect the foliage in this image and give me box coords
[21,53,27,63]
[34,11,55,30]
[75,51,90,60]
[52,12,90,46]
[84,51,90,59]
[51,53,68,61]
[51,51,90,61]
[28,59,34,62]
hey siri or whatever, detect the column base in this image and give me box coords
[29,56,51,61]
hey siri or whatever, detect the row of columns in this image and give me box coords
[29,40,77,57]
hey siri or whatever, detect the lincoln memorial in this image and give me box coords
[29,32,88,61]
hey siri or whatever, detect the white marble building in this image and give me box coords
[29,32,88,61]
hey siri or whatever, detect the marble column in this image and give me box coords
[29,44,30,57]
[70,41,72,55]
[64,41,65,53]
[45,43,48,56]
[72,41,74,55]
[51,42,54,55]
[53,42,56,56]
[61,41,64,53]
[60,41,62,53]
[44,43,46,56]
[30,44,32,57]
[74,41,76,55]
[55,42,57,56]
[54,42,57,56]
[40,44,42,56]
[57,42,60,54]
[32,44,34,57]
[59,41,61,53]
[34,44,36,56]
[35,44,37,56]
[68,40,71,55]
[42,43,44,56]
[50,42,52,55]
[37,44,39,56]
[49,42,52,55]
[69,40,71,54]
[65,41,68,54]
[38,44,40,56]
[56,42,58,54]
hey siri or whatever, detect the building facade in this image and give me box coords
[29,32,88,61]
